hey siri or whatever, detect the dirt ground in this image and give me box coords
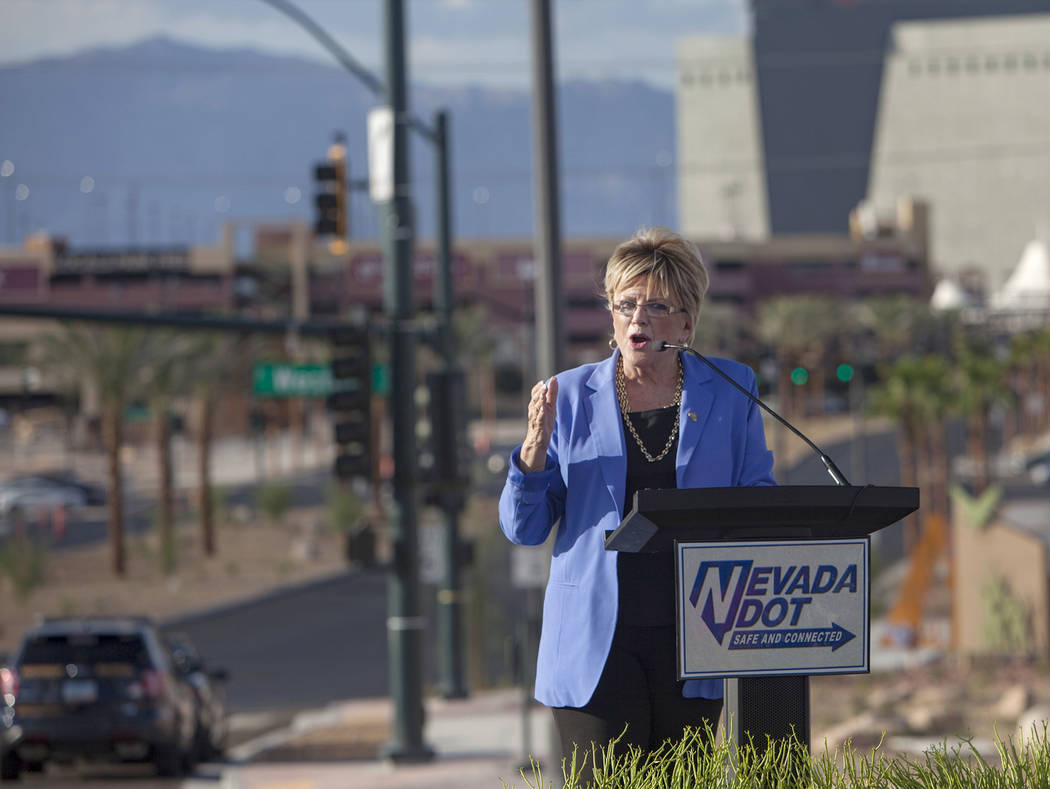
[0,505,349,656]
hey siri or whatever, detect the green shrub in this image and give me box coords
[0,531,49,601]
[325,482,364,533]
[255,482,292,524]
[508,722,1050,789]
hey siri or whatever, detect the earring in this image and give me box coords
[608,338,617,350]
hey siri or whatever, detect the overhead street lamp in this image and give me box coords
[257,0,468,760]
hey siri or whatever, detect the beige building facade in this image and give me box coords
[676,36,769,241]
[677,15,1050,293]
[953,494,1050,658]
[867,15,1050,291]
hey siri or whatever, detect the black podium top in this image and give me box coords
[605,485,919,553]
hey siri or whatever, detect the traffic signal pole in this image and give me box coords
[433,110,468,700]
[259,0,467,753]
[379,0,433,763]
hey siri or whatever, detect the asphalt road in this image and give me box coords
[162,569,441,715]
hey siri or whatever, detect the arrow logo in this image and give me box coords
[726,623,856,652]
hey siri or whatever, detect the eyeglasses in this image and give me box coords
[610,300,685,319]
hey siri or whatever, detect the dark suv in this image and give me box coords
[0,617,197,780]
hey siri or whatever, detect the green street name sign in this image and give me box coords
[253,363,334,398]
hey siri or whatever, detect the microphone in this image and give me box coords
[658,341,850,486]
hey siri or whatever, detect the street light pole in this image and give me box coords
[379,0,433,763]
[530,0,565,380]
[259,0,466,745]
[433,110,468,700]
[528,0,565,768]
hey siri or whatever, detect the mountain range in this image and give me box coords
[0,37,677,250]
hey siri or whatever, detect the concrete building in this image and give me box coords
[868,15,1050,290]
[0,214,930,415]
[700,197,931,313]
[676,36,768,241]
[0,229,236,312]
[677,1,1050,290]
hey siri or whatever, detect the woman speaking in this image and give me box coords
[498,226,776,759]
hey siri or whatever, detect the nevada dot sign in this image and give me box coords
[676,539,869,678]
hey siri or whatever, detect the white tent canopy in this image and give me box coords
[991,239,1050,311]
[930,277,972,311]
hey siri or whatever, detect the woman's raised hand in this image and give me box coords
[519,377,558,473]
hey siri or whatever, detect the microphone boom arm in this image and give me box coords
[660,342,850,486]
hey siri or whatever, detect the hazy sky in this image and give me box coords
[1,0,749,88]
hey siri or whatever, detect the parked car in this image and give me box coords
[0,477,87,525]
[0,617,198,780]
[164,632,230,762]
[1027,448,1050,485]
[3,470,105,508]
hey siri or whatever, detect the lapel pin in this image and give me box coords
[688,411,698,422]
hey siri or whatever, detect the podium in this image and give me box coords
[605,485,918,750]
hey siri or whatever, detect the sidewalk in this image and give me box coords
[221,689,557,789]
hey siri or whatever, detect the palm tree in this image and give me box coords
[1010,328,1050,438]
[1004,333,1031,443]
[868,354,953,543]
[914,356,955,522]
[37,325,152,576]
[858,294,935,361]
[140,331,199,575]
[952,331,1012,495]
[693,301,746,358]
[756,295,848,418]
[1034,328,1050,435]
[873,353,957,643]
[184,332,259,556]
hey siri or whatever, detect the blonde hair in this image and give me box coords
[603,227,708,328]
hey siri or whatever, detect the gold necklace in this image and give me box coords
[616,354,683,463]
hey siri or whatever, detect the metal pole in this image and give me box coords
[516,601,534,769]
[435,112,455,372]
[380,0,432,763]
[529,0,565,380]
[529,3,564,769]
[724,676,810,755]
[434,110,468,700]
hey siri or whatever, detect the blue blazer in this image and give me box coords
[498,350,776,708]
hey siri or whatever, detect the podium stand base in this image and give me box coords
[724,676,810,753]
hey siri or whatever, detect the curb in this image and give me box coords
[226,703,348,764]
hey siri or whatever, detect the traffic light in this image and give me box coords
[423,369,471,510]
[328,325,371,480]
[313,137,348,254]
[790,367,809,386]
[836,363,855,383]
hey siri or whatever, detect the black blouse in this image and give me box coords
[617,405,679,626]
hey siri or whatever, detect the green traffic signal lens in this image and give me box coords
[836,363,855,383]
[790,367,809,386]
